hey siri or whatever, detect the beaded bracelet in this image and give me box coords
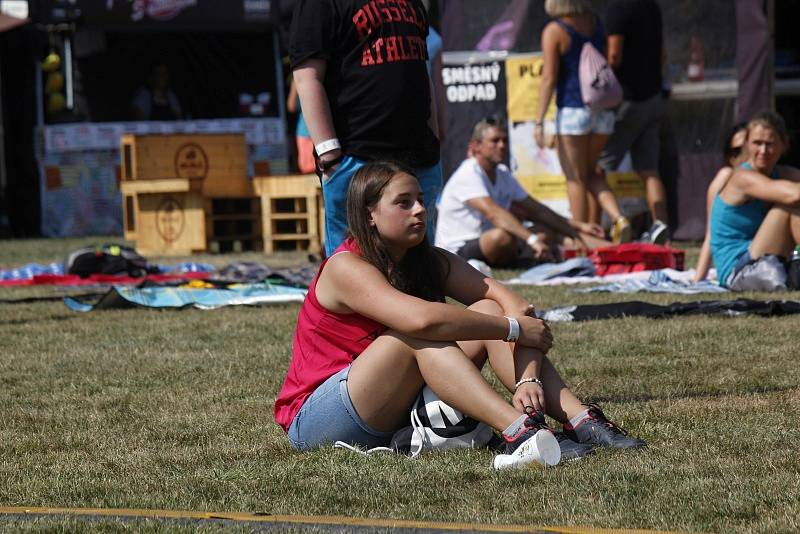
[514,377,543,391]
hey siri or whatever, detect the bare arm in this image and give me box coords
[467,196,536,242]
[607,34,624,69]
[516,196,604,241]
[694,167,733,282]
[293,59,342,166]
[535,23,561,147]
[317,252,552,352]
[728,168,800,206]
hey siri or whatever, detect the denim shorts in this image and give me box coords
[555,106,615,136]
[322,156,442,256]
[287,365,395,451]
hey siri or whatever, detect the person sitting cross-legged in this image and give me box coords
[273,161,646,465]
[435,117,608,268]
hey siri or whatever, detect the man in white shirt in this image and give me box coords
[435,117,606,267]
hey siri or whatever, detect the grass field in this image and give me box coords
[1,237,799,533]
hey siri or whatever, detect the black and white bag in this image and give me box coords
[334,387,495,457]
[389,387,495,457]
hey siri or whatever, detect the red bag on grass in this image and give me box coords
[588,243,685,276]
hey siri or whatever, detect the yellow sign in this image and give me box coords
[505,55,556,122]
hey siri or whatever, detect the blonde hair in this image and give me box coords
[544,0,591,17]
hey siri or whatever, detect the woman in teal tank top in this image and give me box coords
[708,110,800,290]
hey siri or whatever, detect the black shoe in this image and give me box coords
[553,431,594,460]
[500,410,548,454]
[563,404,646,449]
[640,220,670,245]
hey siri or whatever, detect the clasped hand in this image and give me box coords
[515,313,553,353]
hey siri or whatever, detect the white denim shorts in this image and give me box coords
[556,106,615,136]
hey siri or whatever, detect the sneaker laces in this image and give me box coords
[584,403,630,436]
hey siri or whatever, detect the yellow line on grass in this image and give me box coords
[0,507,685,533]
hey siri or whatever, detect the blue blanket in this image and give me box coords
[64,283,307,312]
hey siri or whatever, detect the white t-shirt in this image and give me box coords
[434,158,529,253]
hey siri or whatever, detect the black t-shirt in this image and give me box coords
[606,0,663,101]
[290,0,440,168]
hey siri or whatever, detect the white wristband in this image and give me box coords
[514,377,543,391]
[503,316,519,342]
[526,234,539,248]
[315,138,341,156]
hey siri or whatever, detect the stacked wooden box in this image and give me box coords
[120,133,259,255]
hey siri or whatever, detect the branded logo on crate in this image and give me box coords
[174,143,208,179]
[156,196,185,243]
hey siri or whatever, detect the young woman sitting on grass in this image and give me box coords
[692,122,748,282]
[274,161,644,466]
[709,110,800,291]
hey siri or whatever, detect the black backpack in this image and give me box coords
[64,244,157,278]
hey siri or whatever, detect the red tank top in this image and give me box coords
[273,238,387,431]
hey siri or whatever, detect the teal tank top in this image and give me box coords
[709,163,776,284]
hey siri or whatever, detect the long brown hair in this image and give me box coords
[345,161,447,302]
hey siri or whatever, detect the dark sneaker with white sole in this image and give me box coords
[640,220,670,245]
[553,431,595,460]
[563,404,646,449]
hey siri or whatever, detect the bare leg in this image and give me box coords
[639,169,669,224]
[750,205,800,259]
[586,134,624,221]
[478,228,518,266]
[587,191,600,225]
[347,330,521,433]
[457,300,586,424]
[557,134,590,222]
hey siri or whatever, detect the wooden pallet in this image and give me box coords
[252,174,322,254]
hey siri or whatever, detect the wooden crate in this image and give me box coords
[253,174,322,254]
[120,133,252,198]
[120,179,206,256]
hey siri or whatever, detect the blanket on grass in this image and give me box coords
[64,283,307,312]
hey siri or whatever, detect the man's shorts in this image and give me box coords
[455,236,536,268]
[555,106,615,136]
[287,365,396,451]
[599,92,667,172]
[726,250,788,292]
[322,156,443,256]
